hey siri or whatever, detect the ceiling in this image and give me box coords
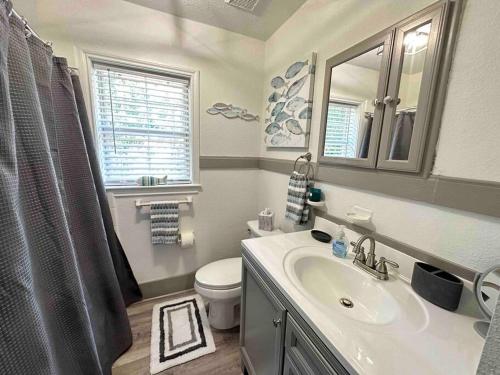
[124,0,306,40]
[347,46,426,75]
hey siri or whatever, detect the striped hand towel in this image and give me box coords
[285,171,310,225]
[150,202,179,245]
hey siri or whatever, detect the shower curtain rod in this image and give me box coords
[4,0,52,47]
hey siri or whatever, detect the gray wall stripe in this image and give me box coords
[315,210,477,281]
[200,156,259,169]
[256,157,500,220]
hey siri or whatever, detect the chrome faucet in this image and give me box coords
[350,235,399,280]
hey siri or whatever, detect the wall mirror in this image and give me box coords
[320,33,392,168]
[319,1,452,174]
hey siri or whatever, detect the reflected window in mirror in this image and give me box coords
[323,43,388,163]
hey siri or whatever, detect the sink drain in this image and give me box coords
[339,297,354,308]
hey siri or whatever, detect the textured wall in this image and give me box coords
[17,0,265,283]
[257,0,500,272]
[433,0,500,181]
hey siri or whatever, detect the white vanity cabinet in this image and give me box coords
[240,253,351,375]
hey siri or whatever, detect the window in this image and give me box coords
[324,101,361,158]
[91,61,194,186]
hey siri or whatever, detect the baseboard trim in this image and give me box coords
[139,272,196,299]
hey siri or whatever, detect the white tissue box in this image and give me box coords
[258,209,274,231]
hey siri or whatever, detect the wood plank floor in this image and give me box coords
[112,290,242,375]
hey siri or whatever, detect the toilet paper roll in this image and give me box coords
[179,231,195,248]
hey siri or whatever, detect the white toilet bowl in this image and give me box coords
[195,257,242,330]
[194,220,283,330]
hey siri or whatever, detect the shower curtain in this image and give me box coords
[0,2,139,373]
[71,73,142,306]
[389,111,415,160]
[357,114,373,159]
[477,295,500,374]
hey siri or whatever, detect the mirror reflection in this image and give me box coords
[324,45,383,159]
[388,22,431,160]
[480,268,500,317]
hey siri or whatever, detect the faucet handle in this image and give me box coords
[375,257,399,275]
[350,241,364,254]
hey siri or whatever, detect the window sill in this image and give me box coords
[106,184,202,197]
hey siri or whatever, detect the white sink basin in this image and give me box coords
[283,246,429,332]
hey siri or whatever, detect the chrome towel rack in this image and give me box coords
[293,152,315,180]
[135,196,193,208]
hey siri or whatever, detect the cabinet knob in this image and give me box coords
[383,95,395,105]
[272,318,282,327]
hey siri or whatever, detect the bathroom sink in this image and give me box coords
[283,246,428,332]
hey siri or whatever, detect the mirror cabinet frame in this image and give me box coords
[318,0,455,176]
[318,31,394,168]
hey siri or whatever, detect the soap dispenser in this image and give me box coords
[332,225,348,258]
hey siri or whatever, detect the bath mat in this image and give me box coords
[150,294,215,374]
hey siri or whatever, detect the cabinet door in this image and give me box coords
[285,315,343,375]
[240,260,286,375]
[377,2,448,172]
[283,353,304,375]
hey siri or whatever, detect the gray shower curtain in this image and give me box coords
[71,73,142,306]
[0,2,137,374]
[389,111,415,160]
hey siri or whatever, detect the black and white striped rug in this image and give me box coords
[150,294,215,374]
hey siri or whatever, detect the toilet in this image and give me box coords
[194,220,283,329]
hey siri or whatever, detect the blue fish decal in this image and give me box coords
[286,97,310,113]
[271,101,286,117]
[285,75,307,99]
[275,111,292,123]
[270,132,290,146]
[271,76,287,89]
[265,122,282,135]
[285,119,303,135]
[285,60,308,79]
[298,106,313,120]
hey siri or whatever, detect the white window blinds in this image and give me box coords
[324,101,360,158]
[92,63,192,186]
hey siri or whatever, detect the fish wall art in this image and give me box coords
[206,102,259,122]
[264,52,317,148]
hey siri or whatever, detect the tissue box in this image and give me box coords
[258,209,274,231]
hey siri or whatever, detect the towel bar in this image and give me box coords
[135,196,193,208]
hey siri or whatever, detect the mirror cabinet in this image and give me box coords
[319,1,454,174]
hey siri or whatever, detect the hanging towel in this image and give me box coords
[285,171,310,225]
[150,202,180,245]
[389,111,415,160]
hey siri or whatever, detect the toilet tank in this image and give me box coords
[247,220,283,238]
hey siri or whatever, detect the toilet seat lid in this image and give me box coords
[195,257,242,290]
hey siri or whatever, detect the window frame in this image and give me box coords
[84,52,200,191]
[324,98,363,159]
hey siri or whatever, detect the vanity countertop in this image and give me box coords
[241,229,484,375]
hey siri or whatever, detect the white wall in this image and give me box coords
[18,0,500,279]
[110,170,259,282]
[258,0,500,272]
[18,0,265,284]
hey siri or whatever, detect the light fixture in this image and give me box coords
[404,23,431,55]
[225,0,260,12]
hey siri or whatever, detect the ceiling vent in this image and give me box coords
[225,0,260,12]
